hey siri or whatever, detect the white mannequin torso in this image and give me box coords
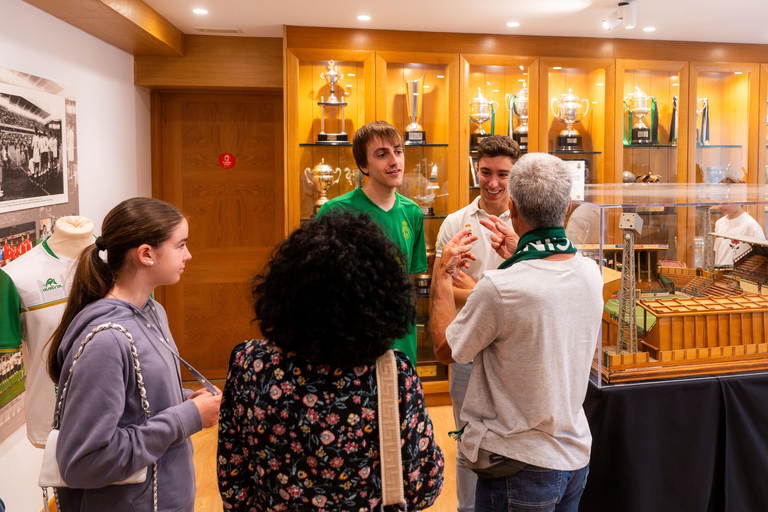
[46,216,94,260]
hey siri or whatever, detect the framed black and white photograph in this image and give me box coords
[0,80,69,213]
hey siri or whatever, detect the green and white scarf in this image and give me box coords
[498,226,576,270]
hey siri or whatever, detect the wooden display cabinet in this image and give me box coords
[689,62,759,185]
[285,49,375,229]
[461,55,539,205]
[540,58,615,184]
[615,60,689,185]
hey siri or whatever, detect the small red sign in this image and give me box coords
[219,153,235,169]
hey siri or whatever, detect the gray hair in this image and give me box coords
[507,153,572,229]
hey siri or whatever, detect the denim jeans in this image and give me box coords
[475,463,589,512]
[450,362,477,512]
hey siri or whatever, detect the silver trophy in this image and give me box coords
[320,60,343,103]
[470,88,498,151]
[551,88,590,151]
[317,61,348,143]
[506,82,529,152]
[624,86,651,144]
[405,75,426,144]
[304,158,343,213]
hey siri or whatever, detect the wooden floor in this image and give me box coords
[192,404,458,512]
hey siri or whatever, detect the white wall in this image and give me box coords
[0,1,151,510]
[0,0,152,235]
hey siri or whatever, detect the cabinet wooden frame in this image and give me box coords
[375,51,460,215]
[540,57,616,185]
[285,48,375,230]
[460,54,539,206]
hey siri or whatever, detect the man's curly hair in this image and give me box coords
[252,212,415,367]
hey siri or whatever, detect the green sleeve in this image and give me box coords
[0,269,22,352]
[410,213,428,274]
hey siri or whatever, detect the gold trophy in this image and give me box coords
[551,89,590,151]
[304,159,344,213]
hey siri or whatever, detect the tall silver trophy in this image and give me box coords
[404,75,426,144]
[470,88,497,151]
[551,88,590,151]
[697,98,709,145]
[624,86,651,144]
[317,60,348,144]
[506,82,529,152]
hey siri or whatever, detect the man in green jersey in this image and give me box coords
[317,121,427,363]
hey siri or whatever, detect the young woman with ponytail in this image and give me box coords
[46,197,221,512]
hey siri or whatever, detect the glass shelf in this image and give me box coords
[405,143,449,147]
[549,150,602,155]
[697,144,743,149]
[624,144,678,148]
[300,142,352,147]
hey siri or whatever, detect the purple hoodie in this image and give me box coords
[54,297,202,511]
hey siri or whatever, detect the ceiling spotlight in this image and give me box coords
[603,2,636,31]
[643,26,656,32]
[602,11,621,30]
[621,2,636,29]
[192,8,208,15]
[357,15,371,21]
[507,22,520,27]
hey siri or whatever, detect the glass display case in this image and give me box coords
[616,60,688,184]
[542,58,614,184]
[691,62,758,185]
[569,183,768,387]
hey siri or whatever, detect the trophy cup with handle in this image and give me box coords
[624,86,652,145]
[506,82,529,152]
[551,89,590,151]
[304,158,343,213]
[317,60,348,144]
[405,75,426,144]
[470,88,497,151]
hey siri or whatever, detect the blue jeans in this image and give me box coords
[450,362,477,512]
[475,463,589,512]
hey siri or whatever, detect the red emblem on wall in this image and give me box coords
[219,153,236,169]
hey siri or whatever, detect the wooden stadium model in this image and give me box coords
[600,234,768,383]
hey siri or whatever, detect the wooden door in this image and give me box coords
[152,91,284,379]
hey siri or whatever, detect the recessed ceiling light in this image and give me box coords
[596,83,604,86]
[507,22,520,28]
[643,27,656,32]
[357,15,371,21]
[192,8,208,14]
[734,71,743,75]
[436,75,445,78]
[553,67,562,70]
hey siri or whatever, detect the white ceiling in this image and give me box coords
[143,0,767,45]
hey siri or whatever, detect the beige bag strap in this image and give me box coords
[376,349,406,510]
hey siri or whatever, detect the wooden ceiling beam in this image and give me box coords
[23,0,185,56]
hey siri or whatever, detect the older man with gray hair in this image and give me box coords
[431,153,604,512]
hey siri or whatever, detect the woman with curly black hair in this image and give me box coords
[217,212,444,511]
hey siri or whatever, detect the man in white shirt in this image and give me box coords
[432,135,520,512]
[431,153,604,512]
[713,177,766,267]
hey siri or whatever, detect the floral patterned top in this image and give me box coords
[217,339,444,511]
